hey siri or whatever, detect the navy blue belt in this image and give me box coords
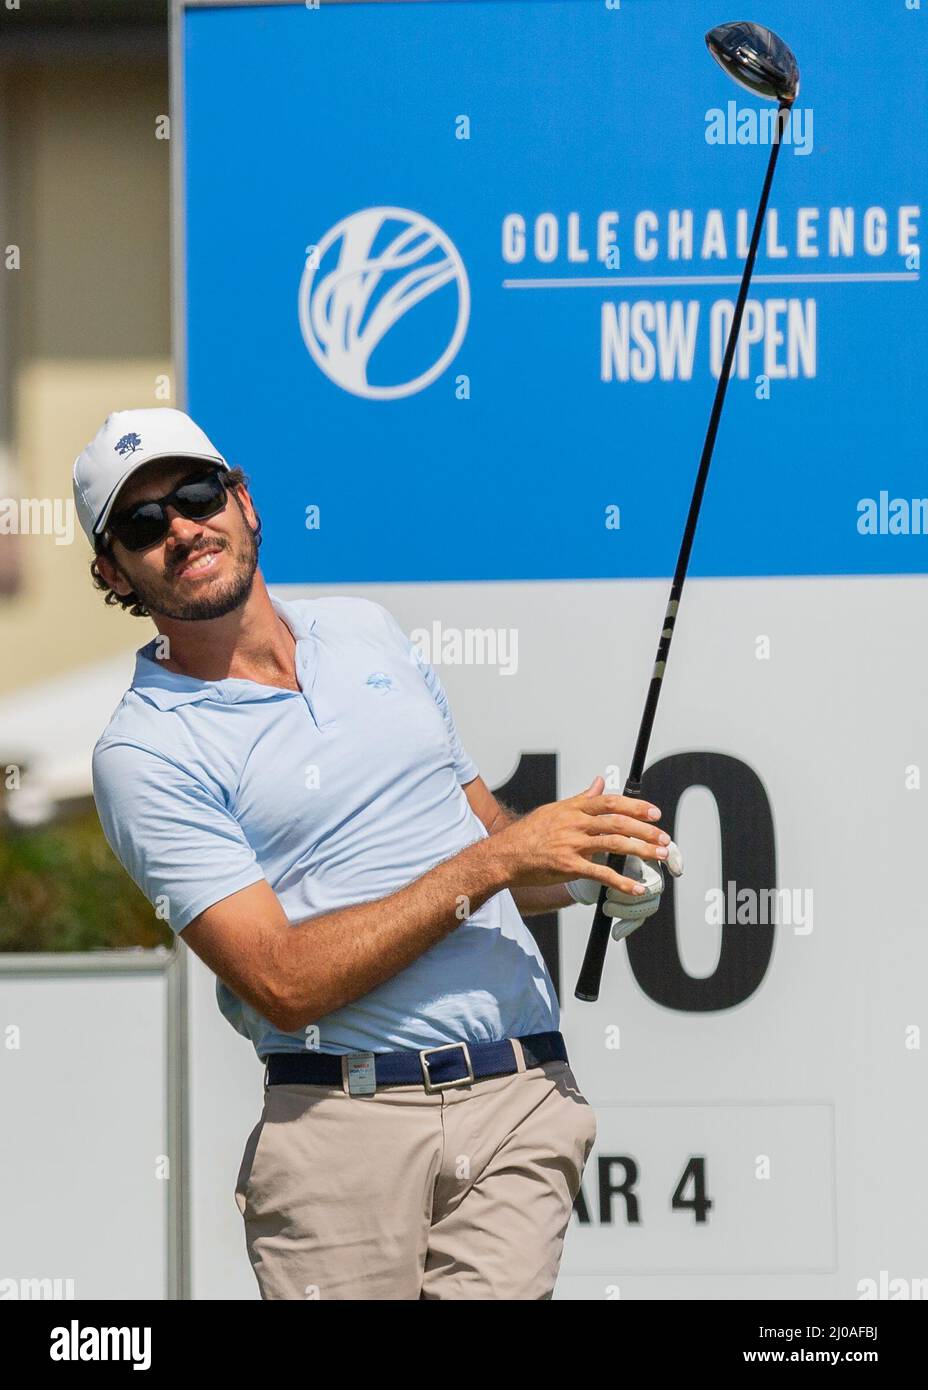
[264,1030,568,1094]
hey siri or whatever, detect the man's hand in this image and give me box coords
[567,840,684,938]
[487,776,671,897]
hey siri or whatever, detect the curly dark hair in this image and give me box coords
[89,466,262,618]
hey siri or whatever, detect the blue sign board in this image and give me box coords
[181,0,927,582]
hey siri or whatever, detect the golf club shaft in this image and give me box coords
[574,105,790,1003]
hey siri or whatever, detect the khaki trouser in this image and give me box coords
[234,1044,597,1300]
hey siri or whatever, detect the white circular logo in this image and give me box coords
[298,207,470,401]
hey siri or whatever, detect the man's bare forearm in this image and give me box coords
[486,802,574,916]
[275,836,509,1031]
[510,882,575,915]
[269,783,658,1031]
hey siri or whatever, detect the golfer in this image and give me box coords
[75,407,676,1301]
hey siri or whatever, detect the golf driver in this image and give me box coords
[575,21,799,1002]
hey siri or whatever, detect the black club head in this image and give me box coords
[706,21,799,105]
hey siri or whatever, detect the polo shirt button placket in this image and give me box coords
[296,644,329,730]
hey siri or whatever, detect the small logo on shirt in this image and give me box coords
[366,671,395,693]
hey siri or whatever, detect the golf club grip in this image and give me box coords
[574,859,627,1002]
[574,776,642,1001]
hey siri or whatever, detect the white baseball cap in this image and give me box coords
[72,407,230,547]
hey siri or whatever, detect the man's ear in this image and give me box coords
[232,484,259,534]
[94,547,134,597]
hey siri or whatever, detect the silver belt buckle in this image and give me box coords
[419,1041,475,1093]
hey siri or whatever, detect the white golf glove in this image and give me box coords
[566,842,684,940]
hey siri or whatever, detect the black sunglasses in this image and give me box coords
[102,469,230,552]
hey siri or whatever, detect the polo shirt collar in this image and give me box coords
[130,593,317,711]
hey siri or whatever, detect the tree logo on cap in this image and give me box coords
[115,432,143,458]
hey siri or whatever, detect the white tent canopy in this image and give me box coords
[0,653,136,825]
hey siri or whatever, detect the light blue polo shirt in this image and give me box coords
[92,594,558,1058]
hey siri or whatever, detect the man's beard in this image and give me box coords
[121,521,259,622]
